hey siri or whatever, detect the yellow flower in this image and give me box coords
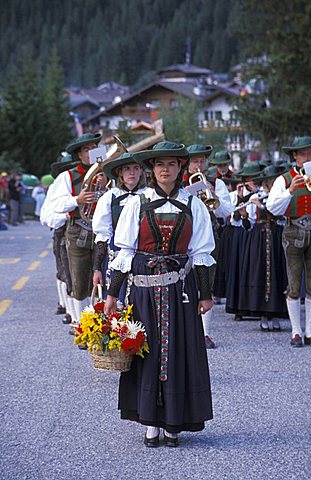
[123,304,133,322]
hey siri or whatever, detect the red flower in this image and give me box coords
[121,332,145,355]
[109,312,121,320]
[76,326,83,335]
[113,323,129,338]
[101,321,111,334]
[94,301,105,314]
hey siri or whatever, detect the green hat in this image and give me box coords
[282,136,311,155]
[66,132,102,156]
[50,153,79,179]
[134,141,189,169]
[102,152,140,180]
[238,162,262,178]
[260,164,288,180]
[186,144,213,157]
[210,150,231,165]
[259,158,273,169]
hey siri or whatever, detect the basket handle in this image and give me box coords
[91,283,103,306]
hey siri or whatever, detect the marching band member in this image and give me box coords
[185,144,234,349]
[225,163,259,320]
[266,136,311,347]
[237,165,289,330]
[49,133,105,325]
[40,158,75,325]
[104,141,215,447]
[209,150,235,189]
[92,152,147,301]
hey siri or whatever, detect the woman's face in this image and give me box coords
[119,163,142,189]
[153,157,181,185]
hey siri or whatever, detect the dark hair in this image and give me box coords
[148,159,184,188]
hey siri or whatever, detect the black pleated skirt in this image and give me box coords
[118,252,213,433]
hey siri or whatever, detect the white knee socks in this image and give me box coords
[146,426,159,439]
[286,298,302,337]
[56,279,66,308]
[305,298,311,338]
[201,308,214,337]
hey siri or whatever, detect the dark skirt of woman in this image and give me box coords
[225,226,249,314]
[213,225,235,298]
[118,252,213,434]
[228,223,288,318]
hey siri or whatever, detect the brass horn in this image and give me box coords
[80,135,128,225]
[300,167,311,192]
[188,170,220,211]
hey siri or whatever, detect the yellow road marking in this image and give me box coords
[25,236,43,240]
[12,276,29,290]
[28,261,41,271]
[0,300,12,316]
[47,242,53,249]
[0,258,20,264]
[38,251,48,258]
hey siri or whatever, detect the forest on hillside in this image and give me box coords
[0,0,239,87]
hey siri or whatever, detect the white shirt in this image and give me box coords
[266,175,293,216]
[48,170,79,214]
[229,189,256,227]
[40,183,67,229]
[213,178,234,219]
[110,188,216,273]
[92,186,148,244]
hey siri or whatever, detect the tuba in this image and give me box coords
[80,135,127,225]
[300,167,311,191]
[188,171,220,211]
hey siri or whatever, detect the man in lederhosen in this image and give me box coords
[184,144,234,349]
[266,136,311,347]
[49,133,103,325]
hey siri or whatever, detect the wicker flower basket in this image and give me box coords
[90,347,133,372]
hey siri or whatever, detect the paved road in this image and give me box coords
[0,221,310,480]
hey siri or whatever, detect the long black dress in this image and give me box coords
[114,191,214,434]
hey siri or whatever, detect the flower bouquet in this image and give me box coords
[74,299,149,372]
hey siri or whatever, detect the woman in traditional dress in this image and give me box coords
[92,152,146,302]
[104,141,215,447]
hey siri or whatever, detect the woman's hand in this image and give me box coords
[93,270,103,288]
[198,299,214,315]
[104,295,117,315]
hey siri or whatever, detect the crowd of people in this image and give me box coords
[27,133,311,446]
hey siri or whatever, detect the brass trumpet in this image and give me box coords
[300,167,311,192]
[80,135,127,225]
[188,170,220,211]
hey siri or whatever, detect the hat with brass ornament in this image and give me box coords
[134,141,189,169]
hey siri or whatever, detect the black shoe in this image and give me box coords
[290,335,303,347]
[62,314,72,324]
[144,434,160,448]
[260,320,269,331]
[205,335,216,349]
[272,319,281,331]
[56,304,66,315]
[78,344,88,350]
[235,315,243,321]
[163,433,179,447]
[304,336,311,345]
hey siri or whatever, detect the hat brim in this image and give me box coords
[134,148,189,169]
[283,143,311,155]
[188,147,213,157]
[66,134,102,154]
[209,158,231,165]
[50,160,80,179]
[102,157,140,180]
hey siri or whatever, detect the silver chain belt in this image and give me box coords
[132,261,192,288]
